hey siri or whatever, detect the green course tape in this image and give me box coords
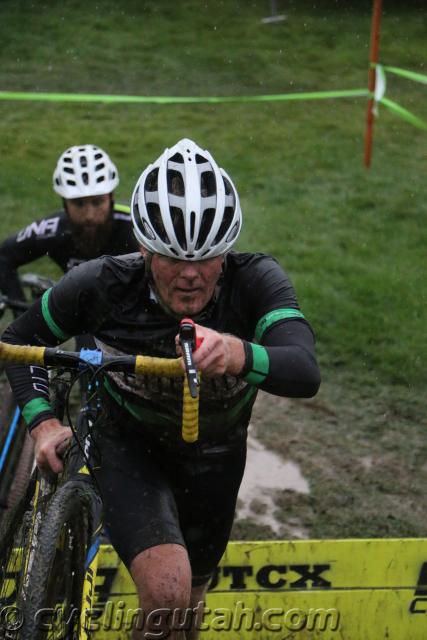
[0,88,368,105]
[383,66,427,86]
[379,97,427,132]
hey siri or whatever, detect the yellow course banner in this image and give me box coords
[87,538,427,639]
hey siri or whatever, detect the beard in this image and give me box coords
[70,215,114,258]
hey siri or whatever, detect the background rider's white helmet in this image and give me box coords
[131,138,242,260]
[53,145,119,199]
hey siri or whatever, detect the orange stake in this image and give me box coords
[364,0,383,168]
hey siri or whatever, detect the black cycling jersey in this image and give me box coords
[0,204,138,300]
[3,251,320,452]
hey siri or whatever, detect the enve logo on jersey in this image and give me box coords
[17,217,60,242]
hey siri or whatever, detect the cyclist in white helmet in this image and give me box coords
[4,138,320,639]
[0,144,138,304]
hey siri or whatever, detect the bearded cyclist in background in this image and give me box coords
[3,138,321,639]
[0,144,138,303]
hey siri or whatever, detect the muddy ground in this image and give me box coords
[232,372,427,541]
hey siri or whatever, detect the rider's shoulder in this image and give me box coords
[76,252,143,276]
[88,253,144,285]
[226,250,282,274]
[59,253,144,296]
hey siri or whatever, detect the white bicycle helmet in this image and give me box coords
[53,145,119,198]
[131,138,242,260]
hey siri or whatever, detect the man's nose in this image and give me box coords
[180,263,200,279]
[81,204,98,223]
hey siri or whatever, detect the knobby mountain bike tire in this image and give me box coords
[6,431,34,512]
[0,471,38,636]
[0,385,34,516]
[20,480,98,640]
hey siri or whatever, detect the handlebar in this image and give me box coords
[0,342,199,443]
[20,273,54,292]
[0,295,30,317]
[0,273,55,319]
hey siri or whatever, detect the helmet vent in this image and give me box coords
[201,171,216,197]
[96,176,105,183]
[141,219,156,240]
[223,176,232,195]
[94,153,103,160]
[95,163,105,171]
[64,167,74,174]
[196,154,208,164]
[82,172,89,185]
[145,169,159,192]
[66,179,76,186]
[213,206,234,246]
[170,206,186,250]
[168,170,185,196]
[80,156,88,168]
[147,202,169,243]
[226,221,240,243]
[170,152,183,164]
[189,211,196,240]
[195,209,215,250]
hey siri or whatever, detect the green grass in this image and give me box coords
[1,0,426,537]
[1,0,425,382]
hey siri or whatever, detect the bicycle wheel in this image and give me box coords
[0,471,38,636]
[6,432,34,512]
[20,480,99,640]
[0,385,32,515]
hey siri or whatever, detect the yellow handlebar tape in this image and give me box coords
[182,376,200,444]
[135,355,199,443]
[0,341,45,365]
[134,355,183,377]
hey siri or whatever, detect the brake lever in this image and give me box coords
[179,318,199,399]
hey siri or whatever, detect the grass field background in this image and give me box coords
[1,0,426,537]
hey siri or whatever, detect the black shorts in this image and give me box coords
[94,402,247,584]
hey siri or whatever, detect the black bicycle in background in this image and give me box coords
[0,274,54,518]
[0,331,199,639]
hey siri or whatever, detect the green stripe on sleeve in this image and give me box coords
[244,344,269,386]
[114,204,131,214]
[41,289,69,340]
[255,308,305,342]
[22,398,52,425]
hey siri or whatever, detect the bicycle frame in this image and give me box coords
[0,274,54,517]
[0,341,200,639]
